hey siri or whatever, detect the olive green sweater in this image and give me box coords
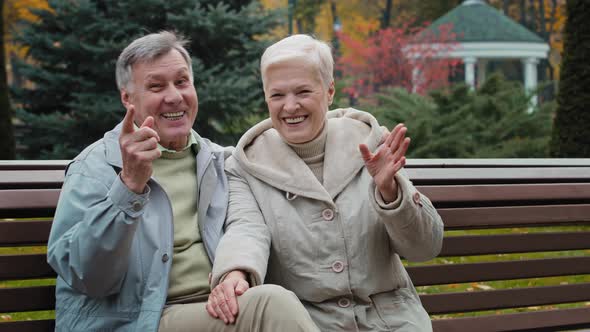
[153,146,211,304]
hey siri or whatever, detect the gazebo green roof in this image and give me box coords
[422,0,544,43]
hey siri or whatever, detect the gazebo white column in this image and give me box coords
[464,57,477,90]
[411,66,421,93]
[523,57,539,110]
[477,59,488,87]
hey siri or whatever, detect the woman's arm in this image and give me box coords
[211,165,271,288]
[359,124,444,261]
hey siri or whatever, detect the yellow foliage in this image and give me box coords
[4,0,50,59]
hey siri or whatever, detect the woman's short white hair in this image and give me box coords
[260,34,334,91]
[116,31,193,92]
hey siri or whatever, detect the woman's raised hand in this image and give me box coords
[359,123,410,203]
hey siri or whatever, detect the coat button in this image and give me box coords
[338,297,351,308]
[332,260,344,273]
[412,192,422,206]
[132,200,143,212]
[322,208,334,221]
[162,253,169,263]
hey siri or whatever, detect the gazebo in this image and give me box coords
[408,0,549,107]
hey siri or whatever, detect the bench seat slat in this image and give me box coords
[408,256,590,286]
[421,283,590,314]
[0,320,55,332]
[0,286,55,312]
[419,183,590,203]
[0,221,52,246]
[440,232,590,256]
[439,204,590,229]
[0,254,55,280]
[0,190,60,210]
[431,307,590,332]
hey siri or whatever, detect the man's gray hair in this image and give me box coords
[260,34,334,91]
[116,31,193,91]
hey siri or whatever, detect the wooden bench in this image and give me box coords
[1,159,589,332]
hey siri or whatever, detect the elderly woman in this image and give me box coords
[207,34,444,331]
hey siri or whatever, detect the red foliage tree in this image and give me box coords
[337,21,460,98]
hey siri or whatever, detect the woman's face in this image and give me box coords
[264,62,335,144]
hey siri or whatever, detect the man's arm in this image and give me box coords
[47,164,148,297]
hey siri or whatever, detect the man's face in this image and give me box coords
[121,49,198,151]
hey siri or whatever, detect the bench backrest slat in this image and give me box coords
[439,204,590,229]
[408,256,590,286]
[440,231,590,256]
[0,190,60,210]
[419,183,590,203]
[0,254,56,280]
[0,320,55,332]
[0,171,65,189]
[407,167,590,184]
[0,221,53,246]
[431,307,590,332]
[0,286,55,312]
[422,282,590,314]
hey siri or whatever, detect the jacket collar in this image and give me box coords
[234,108,382,203]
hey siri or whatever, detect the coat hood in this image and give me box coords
[232,108,384,202]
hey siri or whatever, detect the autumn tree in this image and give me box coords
[12,0,280,159]
[550,0,590,157]
[337,21,459,100]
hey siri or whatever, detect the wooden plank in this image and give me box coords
[406,167,590,185]
[432,307,590,332]
[438,204,590,229]
[409,256,590,286]
[0,190,60,210]
[440,232,590,256]
[419,183,590,204]
[0,254,55,280]
[0,221,52,247]
[0,320,55,332]
[406,158,590,168]
[0,286,55,312]
[421,283,590,314]
[0,171,64,189]
[0,160,69,171]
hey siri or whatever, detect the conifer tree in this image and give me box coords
[550,0,590,157]
[12,0,280,158]
[371,74,554,158]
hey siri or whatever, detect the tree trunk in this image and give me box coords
[503,0,510,14]
[381,0,393,29]
[550,0,590,157]
[0,0,16,159]
[519,0,527,25]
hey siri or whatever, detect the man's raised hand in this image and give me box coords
[119,106,161,194]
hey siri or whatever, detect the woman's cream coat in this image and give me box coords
[213,108,444,331]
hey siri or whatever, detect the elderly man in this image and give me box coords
[47,31,318,332]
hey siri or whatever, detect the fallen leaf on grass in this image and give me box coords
[474,284,494,291]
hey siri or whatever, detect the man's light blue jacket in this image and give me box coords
[47,122,231,331]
